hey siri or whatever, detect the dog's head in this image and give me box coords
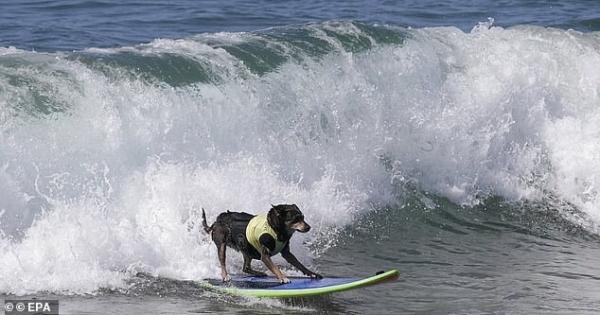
[267,204,311,236]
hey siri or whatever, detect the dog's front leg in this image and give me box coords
[281,245,323,279]
[260,247,289,283]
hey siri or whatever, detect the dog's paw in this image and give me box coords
[308,271,323,279]
[222,274,231,282]
[279,277,290,284]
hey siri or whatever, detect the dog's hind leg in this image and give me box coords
[217,243,231,282]
[242,254,267,277]
[212,224,231,282]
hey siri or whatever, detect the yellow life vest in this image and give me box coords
[246,214,286,255]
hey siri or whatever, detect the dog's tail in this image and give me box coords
[201,208,213,234]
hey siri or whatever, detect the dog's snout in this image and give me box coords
[300,222,311,233]
[291,220,311,232]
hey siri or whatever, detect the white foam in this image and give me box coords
[0,46,27,56]
[3,23,600,294]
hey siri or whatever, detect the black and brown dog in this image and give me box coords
[202,204,322,283]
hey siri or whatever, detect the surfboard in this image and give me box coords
[201,269,399,298]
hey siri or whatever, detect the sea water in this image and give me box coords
[2,1,600,314]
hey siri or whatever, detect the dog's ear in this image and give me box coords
[271,204,285,215]
[267,206,282,230]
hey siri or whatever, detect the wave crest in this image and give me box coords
[2,22,600,294]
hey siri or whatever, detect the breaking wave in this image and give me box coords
[1,21,600,294]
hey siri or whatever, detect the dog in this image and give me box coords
[202,204,323,283]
